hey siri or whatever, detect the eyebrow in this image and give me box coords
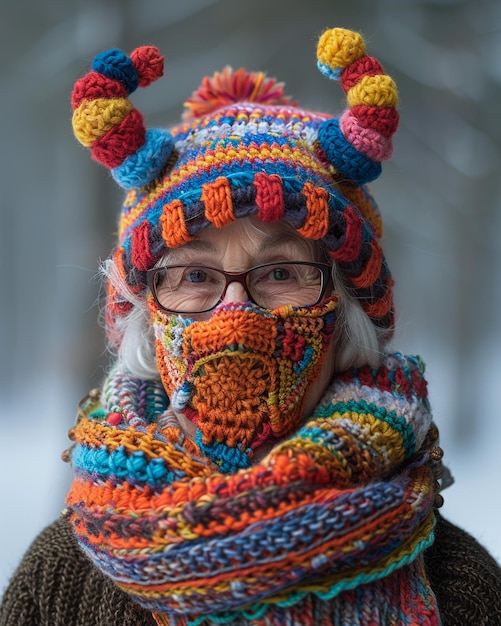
[258,233,299,253]
[163,232,316,262]
[172,239,216,253]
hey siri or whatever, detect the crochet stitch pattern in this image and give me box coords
[66,354,440,625]
[71,28,399,344]
[151,299,338,472]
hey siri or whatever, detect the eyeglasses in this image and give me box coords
[147,261,332,314]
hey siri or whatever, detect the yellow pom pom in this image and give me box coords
[317,27,365,72]
[346,75,398,109]
[72,98,133,146]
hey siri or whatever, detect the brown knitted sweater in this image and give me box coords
[1,514,500,626]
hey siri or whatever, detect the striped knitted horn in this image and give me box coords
[71,46,174,190]
[316,28,399,185]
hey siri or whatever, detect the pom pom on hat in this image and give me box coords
[71,46,173,189]
[317,28,366,80]
[92,48,141,94]
[182,66,296,121]
[130,46,164,87]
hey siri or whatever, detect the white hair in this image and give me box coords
[101,253,390,379]
[328,262,389,370]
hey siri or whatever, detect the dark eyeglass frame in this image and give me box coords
[146,261,332,314]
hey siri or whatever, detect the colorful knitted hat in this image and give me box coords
[71,28,399,343]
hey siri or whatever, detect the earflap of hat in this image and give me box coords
[316,28,399,186]
[71,46,174,190]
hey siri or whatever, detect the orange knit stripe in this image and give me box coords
[68,463,255,514]
[160,199,193,248]
[67,476,211,518]
[152,613,172,626]
[187,310,277,354]
[112,246,127,279]
[201,177,234,227]
[350,240,383,289]
[297,182,329,239]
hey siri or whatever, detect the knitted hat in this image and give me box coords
[71,27,399,344]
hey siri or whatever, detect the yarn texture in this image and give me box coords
[65,353,441,625]
[3,512,501,626]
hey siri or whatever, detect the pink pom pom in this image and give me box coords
[340,111,393,162]
[131,46,164,87]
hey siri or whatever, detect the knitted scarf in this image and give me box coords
[66,353,441,625]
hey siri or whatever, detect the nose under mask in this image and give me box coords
[151,297,338,473]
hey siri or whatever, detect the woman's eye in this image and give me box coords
[185,269,208,284]
[269,267,292,281]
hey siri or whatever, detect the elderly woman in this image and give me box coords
[1,27,500,626]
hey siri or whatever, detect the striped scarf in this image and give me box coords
[66,353,441,625]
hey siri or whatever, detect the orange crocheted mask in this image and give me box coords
[151,297,339,472]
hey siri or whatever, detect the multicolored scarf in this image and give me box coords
[65,353,441,625]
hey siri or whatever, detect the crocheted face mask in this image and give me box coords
[151,297,338,472]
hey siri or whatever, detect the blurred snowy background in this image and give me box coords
[1,0,500,592]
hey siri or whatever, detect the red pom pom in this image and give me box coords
[130,46,164,87]
[71,71,128,109]
[107,412,123,426]
[340,56,384,91]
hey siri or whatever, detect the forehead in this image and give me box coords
[166,217,321,260]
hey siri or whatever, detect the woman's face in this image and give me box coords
[161,216,325,314]
[155,216,338,460]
